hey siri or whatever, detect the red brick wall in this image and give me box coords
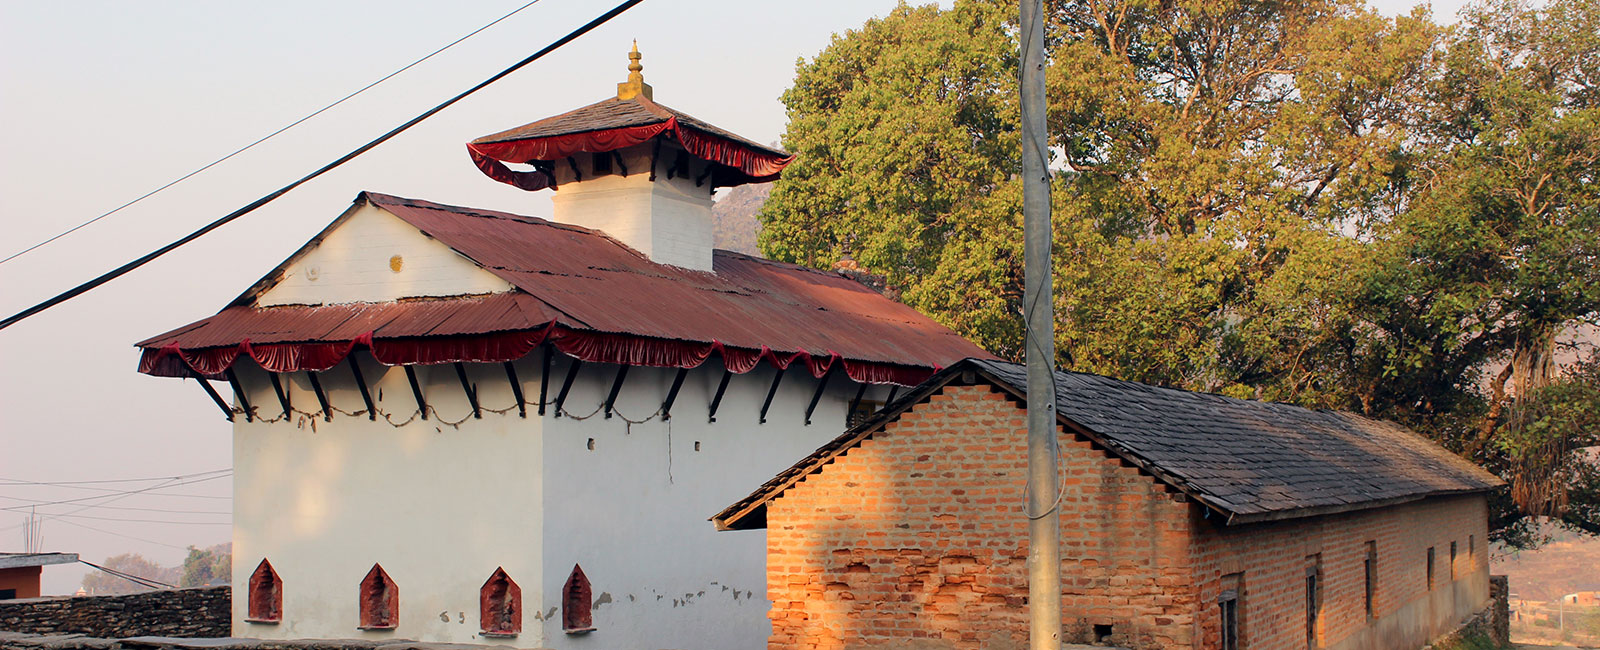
[1191,495,1490,650]
[765,384,1491,650]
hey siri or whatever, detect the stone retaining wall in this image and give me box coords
[1426,575,1512,649]
[0,587,229,639]
[0,632,512,650]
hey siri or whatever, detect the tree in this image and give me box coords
[80,553,179,595]
[180,542,231,588]
[759,0,1028,356]
[761,0,1600,544]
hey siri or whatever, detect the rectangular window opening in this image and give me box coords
[1426,547,1435,590]
[1364,541,1377,621]
[1220,572,1243,650]
[1450,541,1458,580]
[1093,624,1114,642]
[1306,556,1322,649]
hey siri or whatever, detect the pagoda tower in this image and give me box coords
[468,43,792,271]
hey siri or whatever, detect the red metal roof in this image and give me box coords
[465,95,794,191]
[470,95,786,158]
[137,192,990,382]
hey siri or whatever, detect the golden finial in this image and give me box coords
[617,40,653,100]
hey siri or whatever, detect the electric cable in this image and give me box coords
[0,468,231,486]
[32,512,230,526]
[0,0,547,267]
[53,518,191,552]
[78,559,176,590]
[0,473,230,510]
[0,498,231,515]
[0,0,646,331]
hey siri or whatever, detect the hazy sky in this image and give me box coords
[0,0,1459,595]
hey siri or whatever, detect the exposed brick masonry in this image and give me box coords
[765,385,1492,650]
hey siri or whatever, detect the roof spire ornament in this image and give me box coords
[617,40,653,100]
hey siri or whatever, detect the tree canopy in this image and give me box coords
[760,0,1600,543]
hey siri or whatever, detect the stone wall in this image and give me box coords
[0,587,229,638]
[1425,577,1513,649]
[1489,575,1510,646]
[0,632,514,650]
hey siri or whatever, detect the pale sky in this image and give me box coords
[0,0,1459,595]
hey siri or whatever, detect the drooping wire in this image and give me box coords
[0,473,232,510]
[0,0,548,267]
[79,558,178,590]
[0,0,647,331]
[0,468,231,486]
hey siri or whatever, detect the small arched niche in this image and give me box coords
[562,564,594,634]
[245,559,282,623]
[357,564,399,630]
[479,567,522,636]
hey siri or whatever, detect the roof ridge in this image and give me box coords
[468,97,651,145]
[980,358,1332,413]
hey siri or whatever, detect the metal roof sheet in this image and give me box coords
[138,192,987,372]
[470,95,787,158]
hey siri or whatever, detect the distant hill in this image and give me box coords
[712,184,769,257]
[1495,526,1600,601]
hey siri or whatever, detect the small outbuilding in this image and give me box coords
[714,358,1503,650]
[0,553,78,600]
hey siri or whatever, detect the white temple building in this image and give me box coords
[134,47,986,650]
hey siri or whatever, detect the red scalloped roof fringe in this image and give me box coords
[139,323,936,387]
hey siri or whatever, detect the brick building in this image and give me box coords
[714,359,1503,650]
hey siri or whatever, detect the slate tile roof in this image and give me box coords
[713,358,1502,530]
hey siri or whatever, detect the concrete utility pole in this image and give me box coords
[1020,0,1061,649]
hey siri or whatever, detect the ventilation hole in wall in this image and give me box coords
[694,441,701,452]
[389,255,403,273]
[1094,624,1114,642]
[587,438,595,451]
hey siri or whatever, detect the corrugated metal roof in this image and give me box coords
[138,192,988,373]
[713,358,1503,529]
[138,293,557,348]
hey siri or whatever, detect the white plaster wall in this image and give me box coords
[229,352,543,644]
[550,145,716,271]
[258,204,514,307]
[539,358,888,650]
[229,349,897,649]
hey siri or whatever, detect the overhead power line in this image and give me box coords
[0,473,231,510]
[53,518,191,552]
[0,468,231,486]
[0,0,646,331]
[0,499,231,515]
[0,0,547,267]
[79,559,177,590]
[38,512,230,526]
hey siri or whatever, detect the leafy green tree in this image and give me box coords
[760,0,1027,356]
[180,543,232,588]
[761,0,1600,542]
